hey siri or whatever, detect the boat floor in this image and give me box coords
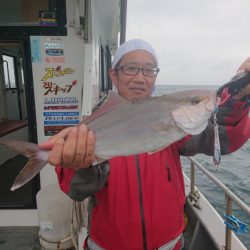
[0,226,41,250]
[0,226,76,250]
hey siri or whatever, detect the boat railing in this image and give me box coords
[187,156,250,250]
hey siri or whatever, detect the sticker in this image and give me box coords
[31,37,42,63]
[43,81,76,95]
[44,97,79,104]
[40,18,57,26]
[41,67,75,81]
[39,11,57,26]
[45,49,64,56]
[44,40,64,57]
[45,42,64,49]
[44,105,78,110]
[44,120,79,125]
[43,112,79,116]
[40,221,53,232]
[44,125,72,136]
[45,56,65,64]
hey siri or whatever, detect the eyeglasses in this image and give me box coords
[115,65,160,76]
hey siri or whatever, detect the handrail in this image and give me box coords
[187,156,250,250]
[187,156,250,215]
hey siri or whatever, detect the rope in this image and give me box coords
[39,234,73,250]
[70,199,90,249]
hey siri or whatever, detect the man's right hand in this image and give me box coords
[39,124,96,169]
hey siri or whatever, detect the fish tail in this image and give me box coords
[0,139,48,190]
[10,155,48,191]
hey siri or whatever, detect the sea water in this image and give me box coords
[154,85,250,249]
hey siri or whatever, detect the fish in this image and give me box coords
[0,89,216,191]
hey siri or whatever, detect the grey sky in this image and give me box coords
[126,0,250,85]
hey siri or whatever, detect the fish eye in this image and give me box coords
[191,96,201,105]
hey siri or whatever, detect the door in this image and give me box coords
[0,40,40,209]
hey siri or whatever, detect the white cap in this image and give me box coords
[111,39,158,69]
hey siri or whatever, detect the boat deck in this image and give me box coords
[0,226,77,250]
[0,226,40,250]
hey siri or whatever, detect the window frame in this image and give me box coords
[2,54,17,89]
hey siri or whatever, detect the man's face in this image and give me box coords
[109,50,158,101]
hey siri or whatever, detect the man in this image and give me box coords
[40,39,250,250]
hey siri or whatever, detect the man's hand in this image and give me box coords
[233,57,250,101]
[237,57,250,72]
[39,124,96,169]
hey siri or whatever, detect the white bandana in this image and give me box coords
[111,39,158,69]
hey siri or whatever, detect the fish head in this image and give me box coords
[171,89,216,135]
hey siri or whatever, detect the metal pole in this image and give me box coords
[190,161,195,195]
[120,0,127,44]
[225,197,232,250]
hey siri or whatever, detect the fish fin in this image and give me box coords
[147,147,166,154]
[92,158,107,166]
[151,122,175,135]
[83,91,128,124]
[0,138,41,158]
[184,121,208,135]
[11,153,48,191]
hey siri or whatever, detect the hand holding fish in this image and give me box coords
[232,57,250,101]
[39,124,96,169]
[237,56,250,72]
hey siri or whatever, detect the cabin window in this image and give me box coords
[100,44,108,92]
[3,55,17,89]
[0,0,66,35]
[106,45,112,90]
[99,44,113,93]
[0,0,50,26]
[20,58,25,85]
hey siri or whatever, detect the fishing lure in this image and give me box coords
[213,97,221,171]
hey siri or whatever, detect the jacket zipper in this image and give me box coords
[135,155,147,250]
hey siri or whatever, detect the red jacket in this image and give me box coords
[90,144,187,249]
[55,91,250,250]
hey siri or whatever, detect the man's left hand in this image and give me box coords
[233,57,250,101]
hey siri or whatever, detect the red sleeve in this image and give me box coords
[55,166,76,194]
[219,88,249,125]
[227,116,250,153]
[219,88,250,152]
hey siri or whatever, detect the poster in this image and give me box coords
[30,35,84,137]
